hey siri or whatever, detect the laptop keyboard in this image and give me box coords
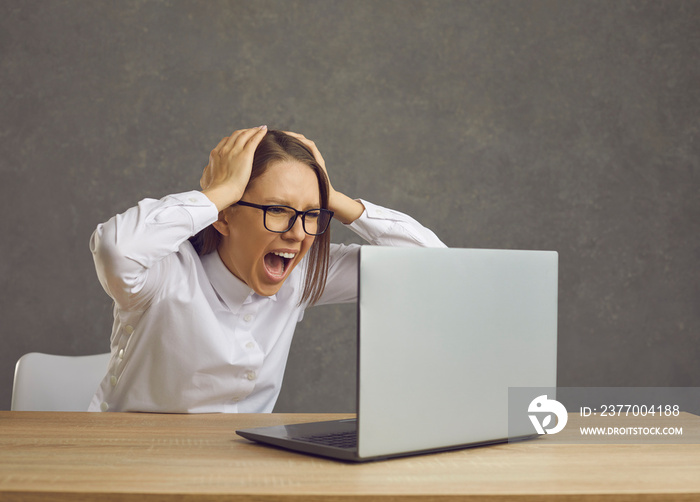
[298,430,358,449]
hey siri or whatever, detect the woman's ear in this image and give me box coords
[212,210,230,236]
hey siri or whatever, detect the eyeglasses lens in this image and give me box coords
[264,207,331,235]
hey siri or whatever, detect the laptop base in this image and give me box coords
[236,419,537,463]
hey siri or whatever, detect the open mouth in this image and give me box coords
[263,251,296,280]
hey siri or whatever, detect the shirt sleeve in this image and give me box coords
[314,199,447,306]
[90,191,219,310]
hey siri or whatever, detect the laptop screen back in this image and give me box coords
[357,247,558,458]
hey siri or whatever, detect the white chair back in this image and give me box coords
[11,352,110,411]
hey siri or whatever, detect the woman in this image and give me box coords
[89,126,445,413]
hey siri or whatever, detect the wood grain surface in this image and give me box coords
[1,411,699,501]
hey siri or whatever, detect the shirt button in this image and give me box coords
[246,371,256,381]
[243,314,253,322]
[100,402,109,412]
[125,325,134,335]
[245,341,255,349]
[118,349,125,360]
[188,197,198,203]
[110,375,117,386]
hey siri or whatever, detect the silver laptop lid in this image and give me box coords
[357,247,558,458]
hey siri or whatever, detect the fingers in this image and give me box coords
[282,130,326,169]
[244,124,268,151]
[282,130,312,147]
[212,135,229,152]
[200,126,268,202]
[217,125,267,157]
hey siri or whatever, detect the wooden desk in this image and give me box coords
[1,411,699,501]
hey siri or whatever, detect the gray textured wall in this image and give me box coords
[1,0,698,412]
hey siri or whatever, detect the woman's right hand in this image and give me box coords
[200,126,268,212]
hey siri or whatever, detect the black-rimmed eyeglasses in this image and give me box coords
[236,201,334,236]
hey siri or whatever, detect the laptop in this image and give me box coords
[236,246,559,462]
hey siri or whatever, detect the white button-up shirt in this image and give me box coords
[88,191,445,413]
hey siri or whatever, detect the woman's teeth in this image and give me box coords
[273,251,296,259]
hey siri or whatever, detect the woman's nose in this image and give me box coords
[282,215,306,241]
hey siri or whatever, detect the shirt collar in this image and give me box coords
[201,250,256,312]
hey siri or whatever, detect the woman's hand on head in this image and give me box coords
[201,126,268,212]
[282,131,333,191]
[283,130,365,225]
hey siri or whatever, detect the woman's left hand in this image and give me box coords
[282,131,365,224]
[282,131,332,190]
